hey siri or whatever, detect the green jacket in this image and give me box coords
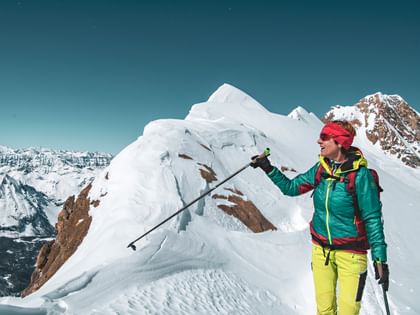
[267,150,387,262]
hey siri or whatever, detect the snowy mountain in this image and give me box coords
[324,92,420,168]
[0,146,112,236]
[1,84,420,314]
[0,175,53,238]
[0,147,112,296]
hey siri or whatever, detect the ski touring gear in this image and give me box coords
[312,244,367,315]
[266,147,387,263]
[310,148,385,262]
[320,122,354,149]
[127,149,271,250]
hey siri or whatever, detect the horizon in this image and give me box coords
[1,0,419,154]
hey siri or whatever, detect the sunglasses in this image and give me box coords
[319,133,334,141]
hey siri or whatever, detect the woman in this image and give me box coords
[251,120,389,315]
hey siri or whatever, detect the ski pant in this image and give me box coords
[312,244,368,315]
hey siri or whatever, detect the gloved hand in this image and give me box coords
[374,261,390,291]
[250,155,273,174]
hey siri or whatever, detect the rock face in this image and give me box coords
[21,184,93,297]
[198,165,276,233]
[213,188,277,233]
[324,92,420,168]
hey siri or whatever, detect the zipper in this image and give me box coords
[321,160,344,246]
[325,180,333,245]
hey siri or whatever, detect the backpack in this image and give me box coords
[313,164,383,218]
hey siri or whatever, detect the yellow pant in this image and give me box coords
[312,244,368,315]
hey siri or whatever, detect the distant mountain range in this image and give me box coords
[0,147,112,296]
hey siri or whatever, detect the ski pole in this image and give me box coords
[382,284,390,315]
[127,148,271,250]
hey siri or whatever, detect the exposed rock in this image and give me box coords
[21,184,93,297]
[212,188,277,233]
[91,200,100,208]
[35,242,52,270]
[178,153,193,160]
[224,187,244,196]
[200,144,212,151]
[324,93,420,168]
[198,163,218,183]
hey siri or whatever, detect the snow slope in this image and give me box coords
[1,84,419,314]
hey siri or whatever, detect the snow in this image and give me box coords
[1,84,419,314]
[0,147,112,239]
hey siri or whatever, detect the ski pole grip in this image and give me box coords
[259,148,270,158]
[251,148,271,164]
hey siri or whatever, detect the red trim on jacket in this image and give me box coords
[310,221,369,254]
[298,183,315,194]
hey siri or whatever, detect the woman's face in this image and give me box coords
[317,133,341,159]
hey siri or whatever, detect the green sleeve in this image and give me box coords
[266,163,319,196]
[356,167,387,262]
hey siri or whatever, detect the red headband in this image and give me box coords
[320,122,354,149]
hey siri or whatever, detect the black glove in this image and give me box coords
[250,155,273,174]
[374,261,389,291]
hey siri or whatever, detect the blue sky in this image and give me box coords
[1,0,419,154]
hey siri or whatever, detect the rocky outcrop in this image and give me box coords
[21,184,93,297]
[213,188,277,233]
[198,163,218,183]
[193,159,275,232]
[324,92,420,168]
[178,153,193,160]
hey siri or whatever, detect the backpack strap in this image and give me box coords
[311,163,325,197]
[314,163,324,188]
[347,167,383,217]
[346,170,361,217]
[369,168,384,195]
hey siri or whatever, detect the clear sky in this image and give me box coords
[1,0,419,154]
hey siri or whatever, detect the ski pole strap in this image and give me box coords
[376,260,384,278]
